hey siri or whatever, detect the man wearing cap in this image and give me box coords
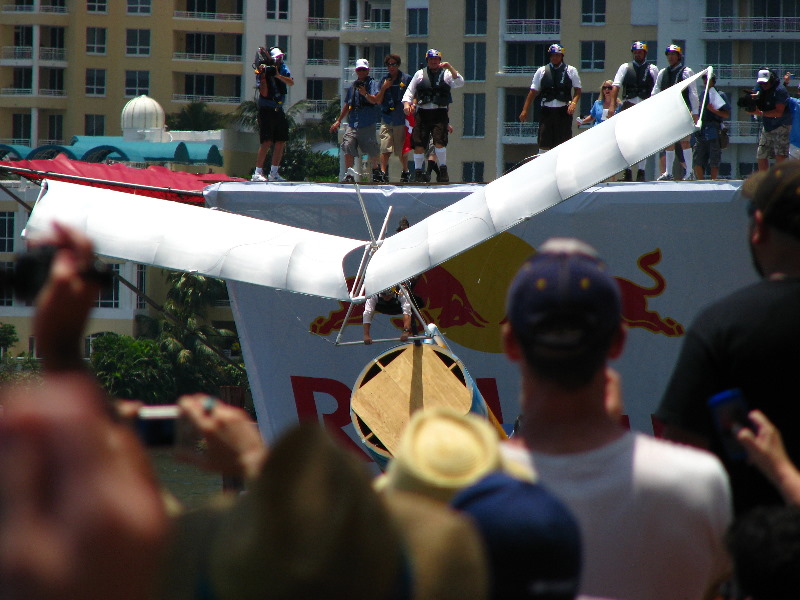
[743,69,791,171]
[331,59,383,183]
[658,161,800,516]
[693,73,730,180]
[653,44,700,181]
[376,54,413,182]
[501,237,732,600]
[402,49,464,183]
[519,44,582,154]
[251,47,294,182]
[609,41,659,181]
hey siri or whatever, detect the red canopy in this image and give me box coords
[0,154,245,204]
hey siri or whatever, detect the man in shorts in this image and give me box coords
[252,47,294,182]
[376,54,412,182]
[693,73,730,180]
[330,59,383,183]
[744,69,791,171]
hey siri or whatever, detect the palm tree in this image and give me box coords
[167,102,226,131]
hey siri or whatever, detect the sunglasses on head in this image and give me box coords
[602,86,613,90]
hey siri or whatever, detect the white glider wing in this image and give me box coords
[22,180,364,300]
[362,68,710,295]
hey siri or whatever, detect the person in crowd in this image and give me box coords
[657,161,800,516]
[251,47,294,182]
[609,41,659,181]
[742,68,791,171]
[500,237,732,600]
[376,54,413,182]
[331,59,383,183]
[779,72,800,161]
[693,73,730,180]
[653,44,700,181]
[518,44,582,155]
[402,49,464,183]
[577,80,620,127]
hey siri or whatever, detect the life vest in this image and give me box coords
[348,76,375,110]
[417,68,452,107]
[380,72,410,114]
[662,65,690,109]
[258,67,287,105]
[539,63,573,102]
[622,61,654,100]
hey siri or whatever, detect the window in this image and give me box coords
[753,41,800,66]
[266,0,288,19]
[184,74,215,96]
[462,162,484,182]
[265,35,289,58]
[465,0,487,35]
[12,113,31,143]
[580,41,605,71]
[408,43,427,72]
[307,79,323,100]
[46,68,65,93]
[408,8,428,36]
[0,262,13,307]
[85,114,105,135]
[0,212,15,253]
[47,114,63,142]
[13,67,32,90]
[136,264,146,309]
[86,27,106,54]
[95,263,120,308]
[370,6,390,23]
[580,92,599,117]
[186,33,215,54]
[13,25,33,48]
[127,0,151,14]
[87,0,107,12]
[86,69,106,95]
[126,29,150,56]
[309,0,324,18]
[752,0,799,18]
[581,0,606,24]
[308,38,324,60]
[706,0,734,17]
[125,70,149,96]
[45,27,65,49]
[535,0,560,19]
[508,0,527,19]
[463,93,485,137]
[465,43,486,81]
[705,41,733,74]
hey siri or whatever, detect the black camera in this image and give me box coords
[737,90,760,112]
[354,80,366,88]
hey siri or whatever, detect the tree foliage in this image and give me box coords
[166,102,227,131]
[0,323,19,353]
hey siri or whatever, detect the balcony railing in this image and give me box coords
[342,20,390,30]
[39,47,66,61]
[172,93,240,104]
[38,138,65,146]
[0,138,31,146]
[702,16,800,33]
[726,119,761,139]
[504,18,560,36]
[0,3,67,12]
[307,58,340,67]
[500,65,535,75]
[308,17,341,31]
[40,3,68,13]
[1,3,34,12]
[173,52,242,63]
[39,88,66,96]
[304,99,334,114]
[502,121,539,139]
[1,46,33,60]
[173,11,243,20]
[0,87,33,95]
[342,66,388,81]
[714,63,800,80]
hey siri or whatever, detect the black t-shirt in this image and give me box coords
[657,278,800,515]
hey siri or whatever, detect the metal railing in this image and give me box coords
[172,93,239,104]
[342,66,388,81]
[0,3,67,12]
[502,122,539,138]
[500,65,534,75]
[0,88,33,95]
[1,3,34,11]
[307,58,340,67]
[40,3,68,13]
[0,138,31,146]
[173,11,242,20]
[726,119,760,138]
[702,16,800,33]
[713,63,800,80]
[173,52,242,63]
[39,47,66,61]
[303,99,334,114]
[1,46,33,60]
[39,88,66,96]
[342,20,391,30]
[308,17,341,31]
[38,139,64,146]
[504,18,560,36]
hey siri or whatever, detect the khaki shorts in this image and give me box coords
[341,125,380,158]
[757,124,790,160]
[380,124,407,156]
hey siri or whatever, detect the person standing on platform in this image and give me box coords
[693,73,730,180]
[609,41,658,181]
[743,68,791,171]
[376,54,413,182]
[402,49,464,183]
[653,44,700,181]
[251,47,294,182]
[519,44,582,155]
[331,59,383,183]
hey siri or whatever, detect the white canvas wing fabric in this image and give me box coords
[22,179,364,300]
[363,67,710,295]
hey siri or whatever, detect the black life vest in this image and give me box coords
[258,68,287,104]
[663,65,690,109]
[348,76,374,110]
[622,61,654,100]
[417,68,452,107]
[375,294,403,315]
[539,63,573,102]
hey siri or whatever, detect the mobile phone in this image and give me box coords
[135,405,180,447]
[707,389,750,461]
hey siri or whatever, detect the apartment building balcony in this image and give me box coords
[501,121,538,144]
[39,47,66,62]
[0,138,30,146]
[1,2,67,13]
[714,63,800,85]
[498,65,535,77]
[308,17,341,36]
[702,17,800,35]
[173,52,243,63]
[503,18,560,39]
[727,119,760,143]
[1,46,33,61]
[0,87,33,96]
[342,19,390,31]
[303,99,335,119]
[306,58,341,78]
[173,10,242,21]
[172,93,239,105]
[39,88,65,96]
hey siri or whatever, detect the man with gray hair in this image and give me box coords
[501,238,732,600]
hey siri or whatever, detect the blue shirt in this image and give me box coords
[755,82,791,132]
[344,78,380,129]
[789,97,800,148]
[256,62,291,108]
[379,71,412,126]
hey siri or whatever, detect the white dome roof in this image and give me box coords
[121,95,165,131]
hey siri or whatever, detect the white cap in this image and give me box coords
[757,69,771,83]
[270,47,284,59]
[355,58,369,70]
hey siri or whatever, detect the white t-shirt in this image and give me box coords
[502,432,732,600]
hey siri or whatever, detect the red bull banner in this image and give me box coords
[209,181,753,451]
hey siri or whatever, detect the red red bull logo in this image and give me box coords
[309,234,684,350]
